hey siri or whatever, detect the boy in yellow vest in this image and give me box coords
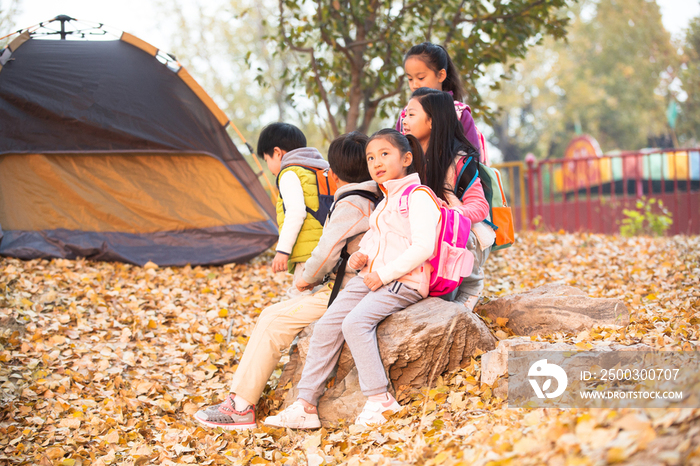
[257,123,330,292]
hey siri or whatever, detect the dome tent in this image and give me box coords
[0,16,278,266]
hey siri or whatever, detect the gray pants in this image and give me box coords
[455,234,491,301]
[296,275,423,405]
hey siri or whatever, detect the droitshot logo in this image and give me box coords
[528,359,568,399]
[509,351,699,408]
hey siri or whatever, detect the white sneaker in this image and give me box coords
[355,398,402,427]
[263,401,321,429]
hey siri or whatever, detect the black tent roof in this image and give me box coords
[0,36,273,217]
[0,26,278,266]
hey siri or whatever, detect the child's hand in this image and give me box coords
[296,278,317,292]
[445,191,461,208]
[348,252,368,270]
[363,272,383,291]
[272,252,288,272]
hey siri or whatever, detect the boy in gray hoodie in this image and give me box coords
[256,122,331,290]
[194,131,380,430]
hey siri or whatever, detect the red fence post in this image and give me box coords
[526,154,537,230]
[688,151,693,235]
[673,150,680,235]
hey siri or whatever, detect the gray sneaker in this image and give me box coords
[193,394,256,430]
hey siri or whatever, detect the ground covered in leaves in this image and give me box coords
[1,232,699,466]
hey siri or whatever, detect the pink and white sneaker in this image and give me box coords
[263,401,321,429]
[354,398,401,427]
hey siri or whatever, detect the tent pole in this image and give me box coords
[54,15,76,40]
[60,17,67,39]
[228,122,278,203]
[247,143,278,203]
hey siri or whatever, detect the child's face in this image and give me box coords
[365,137,412,185]
[263,149,283,176]
[402,98,432,145]
[404,56,447,93]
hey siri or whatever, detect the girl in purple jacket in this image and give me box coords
[397,43,493,311]
[396,42,490,165]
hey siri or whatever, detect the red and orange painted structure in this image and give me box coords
[494,136,700,236]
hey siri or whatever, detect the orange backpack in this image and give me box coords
[455,156,515,251]
[278,165,338,225]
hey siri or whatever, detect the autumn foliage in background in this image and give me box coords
[1,232,699,465]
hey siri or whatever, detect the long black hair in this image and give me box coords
[367,128,425,182]
[410,88,479,201]
[404,42,465,103]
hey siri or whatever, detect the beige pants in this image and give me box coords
[229,283,332,404]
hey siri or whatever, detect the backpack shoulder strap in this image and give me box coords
[328,190,382,219]
[491,167,509,207]
[454,154,480,201]
[477,129,490,166]
[277,164,336,207]
[398,184,420,217]
[399,184,440,218]
[327,190,382,306]
[337,190,382,207]
[285,164,317,172]
[328,245,350,307]
[275,164,316,195]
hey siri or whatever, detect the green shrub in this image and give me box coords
[620,197,673,237]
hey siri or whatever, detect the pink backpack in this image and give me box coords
[454,101,490,166]
[399,185,474,297]
[477,129,490,166]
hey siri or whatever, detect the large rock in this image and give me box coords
[478,284,629,336]
[277,298,497,426]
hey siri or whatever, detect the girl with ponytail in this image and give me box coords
[264,129,441,429]
[397,42,490,165]
[402,88,495,311]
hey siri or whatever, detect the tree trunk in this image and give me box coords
[492,115,521,162]
[344,39,366,133]
[359,98,378,135]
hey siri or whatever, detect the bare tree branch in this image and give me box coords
[308,49,340,137]
[458,0,549,25]
[377,0,421,38]
[343,0,378,132]
[345,39,372,49]
[426,11,436,40]
[319,4,353,62]
[444,0,467,45]
[369,84,405,107]
[359,81,405,134]
[278,0,339,136]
